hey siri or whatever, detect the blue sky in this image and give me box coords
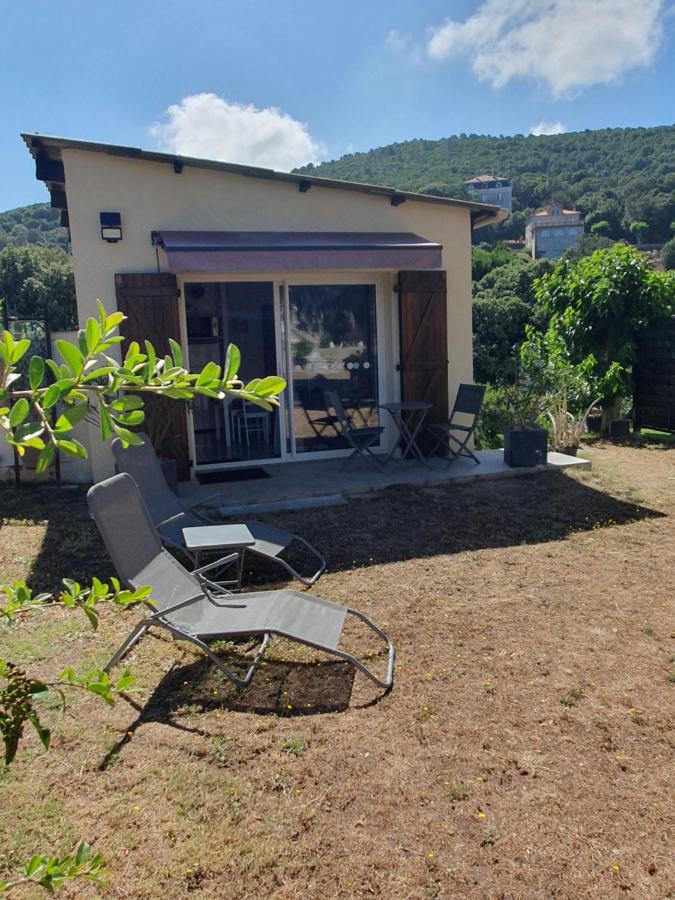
[2,0,674,210]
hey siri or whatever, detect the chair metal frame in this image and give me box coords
[89,474,394,692]
[324,390,385,471]
[425,384,486,465]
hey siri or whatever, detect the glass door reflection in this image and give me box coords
[288,284,379,453]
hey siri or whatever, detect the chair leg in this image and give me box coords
[104,621,150,673]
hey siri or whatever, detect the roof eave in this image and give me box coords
[21,132,501,220]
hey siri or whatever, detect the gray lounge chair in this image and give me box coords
[425,383,486,465]
[87,474,394,692]
[111,435,326,587]
[324,391,385,470]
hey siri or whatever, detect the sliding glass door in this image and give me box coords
[185,281,280,465]
[287,283,379,454]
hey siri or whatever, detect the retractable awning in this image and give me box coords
[151,231,443,274]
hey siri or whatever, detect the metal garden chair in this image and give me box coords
[87,473,394,692]
[425,383,486,465]
[324,390,385,470]
[111,435,326,587]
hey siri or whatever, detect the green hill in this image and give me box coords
[0,202,68,251]
[297,125,675,244]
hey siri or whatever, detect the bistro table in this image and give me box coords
[380,401,433,466]
[182,523,256,590]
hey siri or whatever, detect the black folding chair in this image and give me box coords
[426,384,486,464]
[325,390,385,470]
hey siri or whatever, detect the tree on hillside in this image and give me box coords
[661,237,675,270]
[0,203,68,251]
[0,244,76,330]
[533,244,675,431]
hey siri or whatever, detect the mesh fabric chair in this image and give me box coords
[87,473,394,692]
[111,435,326,586]
[324,391,384,470]
[425,384,486,465]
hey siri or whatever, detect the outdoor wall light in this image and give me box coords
[100,212,122,242]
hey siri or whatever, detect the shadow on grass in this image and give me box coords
[236,469,667,583]
[0,468,666,593]
[98,651,356,770]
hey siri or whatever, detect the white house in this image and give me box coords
[22,133,504,484]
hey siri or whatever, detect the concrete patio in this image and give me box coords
[180,450,590,517]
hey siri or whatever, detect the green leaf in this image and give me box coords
[55,438,87,458]
[110,394,144,411]
[42,378,74,409]
[113,410,144,426]
[10,338,31,365]
[114,427,144,447]
[99,403,114,441]
[26,711,51,751]
[54,403,88,431]
[224,344,241,382]
[85,318,101,353]
[56,340,85,377]
[35,444,55,474]
[75,843,91,867]
[29,356,45,391]
[9,398,30,427]
[249,375,286,397]
[168,337,182,367]
[82,605,99,631]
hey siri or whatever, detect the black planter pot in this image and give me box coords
[504,426,548,468]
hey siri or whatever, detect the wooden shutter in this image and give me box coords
[398,270,449,449]
[114,273,191,481]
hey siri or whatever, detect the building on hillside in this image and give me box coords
[18,133,504,484]
[525,206,584,260]
[464,175,512,213]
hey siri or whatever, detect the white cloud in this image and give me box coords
[386,29,423,63]
[529,121,567,136]
[426,0,664,97]
[150,93,326,171]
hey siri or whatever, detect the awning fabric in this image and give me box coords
[152,231,443,274]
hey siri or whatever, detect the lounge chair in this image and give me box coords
[87,474,394,692]
[425,384,486,465]
[111,435,326,587]
[324,391,385,470]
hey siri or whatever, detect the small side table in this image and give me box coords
[183,524,256,589]
[380,401,433,466]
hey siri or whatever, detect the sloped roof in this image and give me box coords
[22,133,505,229]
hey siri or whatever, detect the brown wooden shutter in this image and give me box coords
[398,270,449,450]
[114,273,191,481]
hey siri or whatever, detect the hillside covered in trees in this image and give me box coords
[0,202,68,251]
[297,125,675,245]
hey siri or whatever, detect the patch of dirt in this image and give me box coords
[1,442,674,898]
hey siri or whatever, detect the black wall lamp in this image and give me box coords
[100,211,122,242]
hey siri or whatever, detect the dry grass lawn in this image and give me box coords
[1,441,674,898]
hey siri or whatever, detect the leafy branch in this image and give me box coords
[0,842,106,894]
[0,300,286,472]
[0,579,150,765]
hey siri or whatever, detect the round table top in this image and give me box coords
[380,401,433,411]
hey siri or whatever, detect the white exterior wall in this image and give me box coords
[61,149,475,482]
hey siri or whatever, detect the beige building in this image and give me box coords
[525,206,584,259]
[22,133,503,483]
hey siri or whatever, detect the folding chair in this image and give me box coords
[425,384,486,464]
[111,435,326,587]
[324,391,384,470]
[87,474,394,692]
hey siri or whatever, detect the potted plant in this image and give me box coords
[521,318,607,458]
[501,382,549,467]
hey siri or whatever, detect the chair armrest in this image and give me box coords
[192,553,240,576]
